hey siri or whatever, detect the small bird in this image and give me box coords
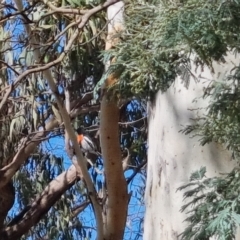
[76,127,99,155]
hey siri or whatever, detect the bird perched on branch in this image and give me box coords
[76,127,99,155]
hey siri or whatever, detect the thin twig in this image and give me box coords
[118,116,147,126]
[127,159,147,184]
[0,60,20,76]
[0,84,12,112]
[42,0,88,15]
[71,200,90,217]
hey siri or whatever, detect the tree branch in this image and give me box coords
[127,159,147,184]
[71,200,90,218]
[15,0,121,236]
[0,0,119,188]
[0,0,122,112]
[0,92,95,188]
[1,165,78,240]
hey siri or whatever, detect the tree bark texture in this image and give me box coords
[144,53,240,240]
[100,1,128,239]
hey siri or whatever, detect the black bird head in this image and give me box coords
[76,127,84,135]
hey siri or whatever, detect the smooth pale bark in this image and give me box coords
[100,97,128,239]
[99,1,128,239]
[144,53,240,240]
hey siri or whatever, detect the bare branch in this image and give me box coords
[39,17,82,63]
[0,3,35,24]
[118,116,147,126]
[0,133,45,188]
[70,92,94,111]
[127,159,147,184]
[0,84,13,112]
[70,104,100,118]
[71,200,90,218]
[122,148,130,172]
[1,165,78,239]
[0,60,20,76]
[42,0,88,15]
[0,92,95,188]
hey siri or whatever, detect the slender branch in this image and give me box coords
[64,85,72,157]
[71,200,90,218]
[0,3,35,24]
[78,19,109,46]
[39,17,82,63]
[127,159,147,184]
[46,77,104,239]
[118,116,147,126]
[0,91,94,188]
[70,104,100,118]
[42,0,88,15]
[122,148,130,172]
[0,60,20,76]
[70,92,94,111]
[0,84,12,112]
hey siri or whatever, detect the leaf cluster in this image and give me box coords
[183,66,240,159]
[104,1,240,239]
[101,0,240,98]
[179,167,240,240]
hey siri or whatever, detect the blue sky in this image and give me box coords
[45,136,145,239]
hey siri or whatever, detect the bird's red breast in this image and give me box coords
[77,134,84,144]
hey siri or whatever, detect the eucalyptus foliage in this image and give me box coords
[3,0,240,238]
[103,0,240,239]
[102,0,240,97]
[180,64,240,239]
[178,167,240,240]
[183,66,240,159]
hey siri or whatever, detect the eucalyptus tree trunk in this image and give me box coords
[144,54,240,240]
[100,1,128,239]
